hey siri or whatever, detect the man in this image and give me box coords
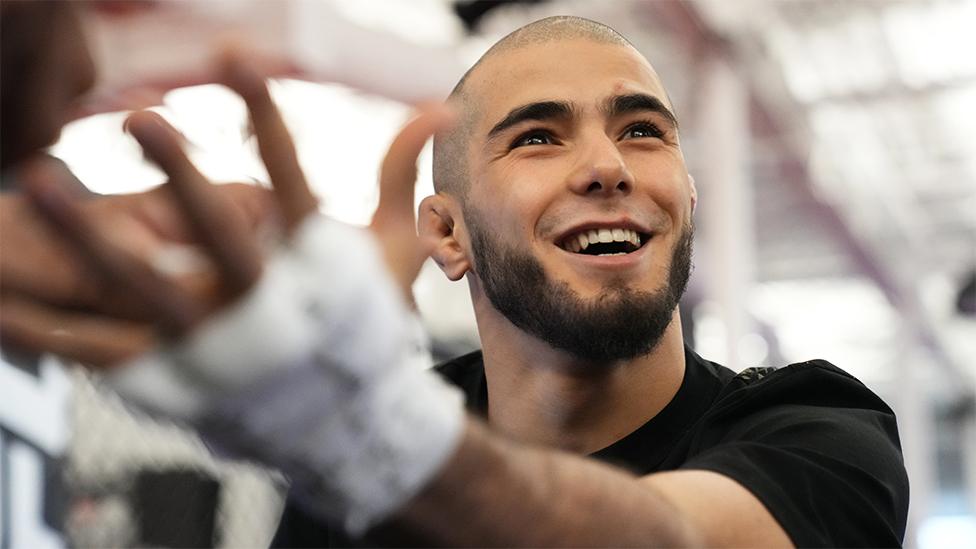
[273,17,909,546]
[6,15,908,548]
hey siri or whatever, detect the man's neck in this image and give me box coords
[471,294,687,455]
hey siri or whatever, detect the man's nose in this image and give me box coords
[567,134,634,196]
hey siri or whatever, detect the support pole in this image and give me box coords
[697,54,756,371]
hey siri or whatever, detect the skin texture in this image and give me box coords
[0,163,273,365]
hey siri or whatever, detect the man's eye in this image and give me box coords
[512,131,554,148]
[622,122,664,140]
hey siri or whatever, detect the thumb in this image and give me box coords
[371,105,456,300]
[374,104,455,226]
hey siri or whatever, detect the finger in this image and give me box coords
[0,294,155,368]
[3,175,219,321]
[20,158,202,334]
[375,105,456,226]
[126,111,263,295]
[219,51,318,233]
[371,106,456,297]
[109,184,200,244]
[212,183,277,233]
[0,259,96,308]
[0,190,101,308]
[108,183,274,246]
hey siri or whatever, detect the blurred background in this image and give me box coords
[5,0,975,547]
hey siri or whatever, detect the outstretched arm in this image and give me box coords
[380,419,790,547]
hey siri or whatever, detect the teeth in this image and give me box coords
[562,227,646,253]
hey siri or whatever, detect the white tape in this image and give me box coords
[286,215,414,378]
[109,350,210,421]
[196,352,464,535]
[110,246,316,420]
[108,214,465,534]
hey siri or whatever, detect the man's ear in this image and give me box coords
[418,194,471,281]
[688,173,698,215]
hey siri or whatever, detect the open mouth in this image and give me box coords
[559,228,649,256]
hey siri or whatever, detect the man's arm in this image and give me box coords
[379,418,791,547]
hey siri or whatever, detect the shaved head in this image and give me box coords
[432,16,636,198]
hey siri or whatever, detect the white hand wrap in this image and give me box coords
[109,215,465,535]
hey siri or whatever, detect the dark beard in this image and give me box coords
[468,214,693,363]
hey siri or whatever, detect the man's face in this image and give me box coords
[458,39,696,361]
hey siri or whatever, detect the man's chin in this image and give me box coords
[551,275,664,304]
[501,274,679,363]
[469,215,694,364]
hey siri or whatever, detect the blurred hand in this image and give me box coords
[371,103,455,301]
[5,51,453,367]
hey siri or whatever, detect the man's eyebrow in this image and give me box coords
[486,100,575,140]
[604,93,679,130]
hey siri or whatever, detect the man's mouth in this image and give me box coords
[559,228,649,256]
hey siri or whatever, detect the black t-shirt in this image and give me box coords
[274,346,909,548]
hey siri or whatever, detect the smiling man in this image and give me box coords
[267,16,909,547]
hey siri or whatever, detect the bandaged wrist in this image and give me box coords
[198,354,465,535]
[109,214,465,534]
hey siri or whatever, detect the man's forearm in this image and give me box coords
[378,418,702,547]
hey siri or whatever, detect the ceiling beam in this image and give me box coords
[651,0,973,393]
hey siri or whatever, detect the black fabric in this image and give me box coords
[273,346,908,548]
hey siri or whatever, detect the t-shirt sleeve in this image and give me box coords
[681,361,909,548]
